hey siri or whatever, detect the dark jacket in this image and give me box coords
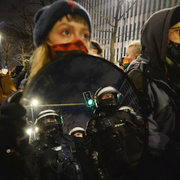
[14,70,26,89]
[124,6,180,180]
[85,107,145,179]
[31,132,84,180]
[123,7,180,179]
[126,6,180,155]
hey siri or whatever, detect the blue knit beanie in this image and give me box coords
[33,0,92,47]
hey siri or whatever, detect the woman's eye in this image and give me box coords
[83,33,89,39]
[175,29,180,37]
[62,30,70,36]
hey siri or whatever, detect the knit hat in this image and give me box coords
[170,6,180,27]
[33,0,92,47]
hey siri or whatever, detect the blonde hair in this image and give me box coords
[30,14,89,79]
[128,41,141,56]
[29,42,52,78]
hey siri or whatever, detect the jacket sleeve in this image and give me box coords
[14,71,26,89]
[127,68,177,156]
[147,80,177,155]
[0,74,17,104]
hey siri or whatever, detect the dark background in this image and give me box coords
[0,0,14,22]
[0,0,42,24]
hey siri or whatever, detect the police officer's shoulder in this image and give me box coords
[118,106,144,126]
[93,107,110,117]
[116,106,138,121]
[117,106,134,117]
[63,133,74,142]
[118,106,134,113]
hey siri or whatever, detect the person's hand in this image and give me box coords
[0,91,28,151]
[120,65,125,70]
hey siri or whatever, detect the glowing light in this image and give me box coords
[26,129,32,135]
[6,149,11,153]
[87,99,93,106]
[31,100,38,106]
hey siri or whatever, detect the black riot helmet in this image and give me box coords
[94,86,123,108]
[35,109,62,133]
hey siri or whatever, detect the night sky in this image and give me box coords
[0,0,10,22]
[0,0,40,24]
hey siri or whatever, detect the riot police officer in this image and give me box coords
[32,109,84,180]
[69,127,85,138]
[85,86,145,180]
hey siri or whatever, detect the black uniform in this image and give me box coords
[32,131,83,180]
[31,109,84,180]
[85,86,145,180]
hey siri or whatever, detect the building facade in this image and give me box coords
[78,0,180,62]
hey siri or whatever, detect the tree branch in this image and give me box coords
[83,0,115,27]
[93,29,113,33]
[118,0,137,20]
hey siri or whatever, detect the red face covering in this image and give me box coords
[52,40,88,59]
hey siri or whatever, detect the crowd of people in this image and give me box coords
[0,0,180,180]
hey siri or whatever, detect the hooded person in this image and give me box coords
[124,5,180,180]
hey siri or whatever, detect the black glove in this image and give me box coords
[89,150,112,180]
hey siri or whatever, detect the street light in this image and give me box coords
[30,99,39,141]
[32,99,38,106]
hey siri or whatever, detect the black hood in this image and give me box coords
[140,6,180,80]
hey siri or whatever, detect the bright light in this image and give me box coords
[35,127,38,132]
[31,100,38,106]
[6,149,11,153]
[87,99,93,106]
[26,129,32,135]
